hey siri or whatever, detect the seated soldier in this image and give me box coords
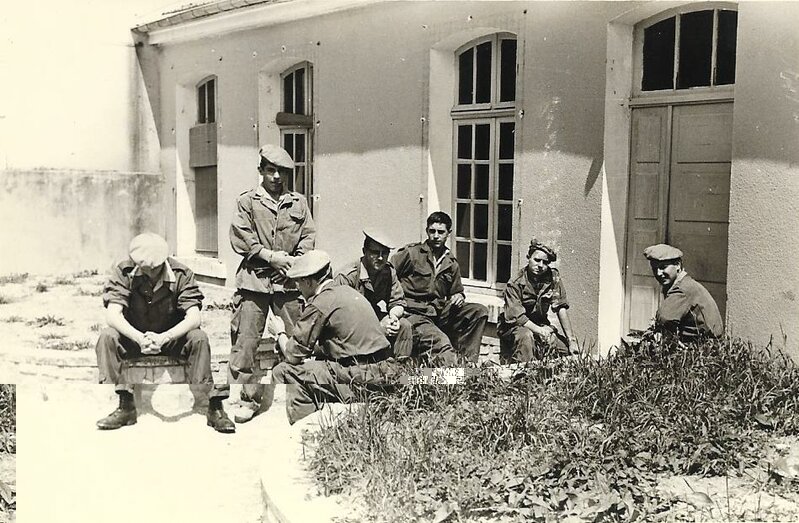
[497,239,579,362]
[271,251,399,425]
[643,243,723,341]
[333,229,413,359]
[95,233,234,433]
[391,212,488,364]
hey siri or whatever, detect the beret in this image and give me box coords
[527,239,557,262]
[129,233,168,268]
[258,144,295,170]
[643,243,683,261]
[363,229,394,250]
[286,250,331,279]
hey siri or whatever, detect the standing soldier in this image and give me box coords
[392,211,488,364]
[334,230,413,359]
[226,144,316,421]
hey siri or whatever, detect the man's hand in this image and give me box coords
[140,332,166,354]
[380,315,400,337]
[450,293,465,308]
[266,313,287,338]
[270,251,294,276]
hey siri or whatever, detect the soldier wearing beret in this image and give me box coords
[225,144,316,422]
[391,211,488,364]
[95,233,234,433]
[497,239,579,361]
[270,251,399,424]
[333,230,413,359]
[643,243,723,341]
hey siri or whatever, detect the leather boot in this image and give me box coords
[207,398,236,433]
[97,391,137,430]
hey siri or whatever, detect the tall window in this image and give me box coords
[453,35,516,286]
[279,63,313,200]
[641,9,737,91]
[197,77,216,124]
[193,76,218,255]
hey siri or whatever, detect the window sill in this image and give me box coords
[174,255,227,280]
[463,288,504,324]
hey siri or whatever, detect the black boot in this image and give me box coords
[207,398,236,434]
[97,391,137,430]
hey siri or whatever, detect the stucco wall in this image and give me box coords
[0,170,164,274]
[727,3,799,358]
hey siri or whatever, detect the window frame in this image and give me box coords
[278,62,314,201]
[196,75,217,124]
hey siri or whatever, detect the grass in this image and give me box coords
[76,287,104,297]
[303,337,799,522]
[0,274,28,285]
[52,276,75,286]
[73,269,99,278]
[35,282,48,293]
[29,315,66,328]
[39,333,66,340]
[41,340,92,351]
[0,296,12,306]
[0,317,23,323]
[0,385,14,455]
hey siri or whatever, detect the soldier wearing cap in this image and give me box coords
[391,211,488,364]
[497,239,580,361]
[643,243,724,341]
[95,232,234,433]
[333,230,413,359]
[225,144,316,421]
[270,250,399,424]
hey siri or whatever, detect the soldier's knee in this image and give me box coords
[185,328,209,345]
[95,328,120,352]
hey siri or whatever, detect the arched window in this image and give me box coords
[197,76,216,123]
[639,8,737,92]
[278,62,313,199]
[452,34,516,286]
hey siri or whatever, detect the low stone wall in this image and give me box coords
[0,169,164,275]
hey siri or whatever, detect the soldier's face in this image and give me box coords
[296,277,315,299]
[650,259,681,288]
[259,162,284,193]
[426,222,450,250]
[527,250,551,277]
[363,239,390,273]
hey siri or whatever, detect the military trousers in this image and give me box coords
[498,324,569,363]
[407,301,489,364]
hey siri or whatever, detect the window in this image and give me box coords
[197,77,216,123]
[453,35,516,286]
[641,9,737,91]
[279,63,313,200]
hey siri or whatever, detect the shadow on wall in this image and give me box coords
[0,170,164,274]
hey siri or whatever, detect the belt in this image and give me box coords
[334,347,391,367]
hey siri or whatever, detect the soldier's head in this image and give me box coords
[257,144,294,196]
[526,239,557,278]
[129,232,168,280]
[644,244,683,289]
[362,230,392,273]
[286,250,332,299]
[425,211,452,252]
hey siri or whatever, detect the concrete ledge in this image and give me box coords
[464,291,504,324]
[175,255,228,280]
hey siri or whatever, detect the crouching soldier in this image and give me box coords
[95,233,234,433]
[643,243,723,341]
[497,239,579,361]
[271,251,399,424]
[334,230,413,359]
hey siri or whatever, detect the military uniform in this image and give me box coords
[497,268,571,361]
[655,272,724,340]
[96,257,213,390]
[391,242,488,363]
[333,260,413,358]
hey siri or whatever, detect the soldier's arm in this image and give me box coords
[276,305,325,364]
[295,198,317,255]
[229,196,274,262]
[102,263,147,346]
[388,267,406,318]
[449,258,466,305]
[105,303,147,348]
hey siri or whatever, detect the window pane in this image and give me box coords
[473,243,487,281]
[475,41,492,103]
[198,83,206,123]
[457,164,472,199]
[496,244,511,284]
[642,17,675,91]
[457,124,472,159]
[458,48,474,104]
[677,10,713,89]
[283,73,293,113]
[206,80,215,123]
[474,204,488,239]
[295,133,306,162]
[456,203,471,237]
[475,124,490,160]
[456,242,471,278]
[497,204,512,241]
[498,164,513,200]
[500,39,517,102]
[283,133,294,158]
[474,164,489,199]
[295,166,305,194]
[716,10,737,85]
[499,122,514,159]
[295,68,305,114]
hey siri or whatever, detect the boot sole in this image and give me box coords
[96,418,137,430]
[207,419,236,433]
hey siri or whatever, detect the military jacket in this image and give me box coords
[230,186,316,293]
[391,241,465,318]
[283,282,390,362]
[656,272,723,340]
[498,268,569,330]
[333,259,406,319]
[103,257,203,334]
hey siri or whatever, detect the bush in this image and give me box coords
[304,337,799,522]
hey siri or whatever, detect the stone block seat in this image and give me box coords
[120,355,200,419]
[121,355,189,384]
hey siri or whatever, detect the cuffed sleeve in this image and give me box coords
[102,262,131,309]
[175,269,204,312]
[284,304,326,361]
[549,275,569,311]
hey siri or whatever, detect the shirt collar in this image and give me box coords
[358,260,371,282]
[255,184,291,205]
[130,260,176,288]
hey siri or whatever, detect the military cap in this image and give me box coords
[129,233,168,268]
[363,229,394,250]
[286,250,331,279]
[643,243,683,261]
[527,239,557,262]
[258,144,295,170]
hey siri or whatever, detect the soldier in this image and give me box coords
[497,239,579,362]
[226,144,316,422]
[333,230,413,359]
[95,232,234,433]
[271,251,399,424]
[391,211,488,364]
[644,243,723,341]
